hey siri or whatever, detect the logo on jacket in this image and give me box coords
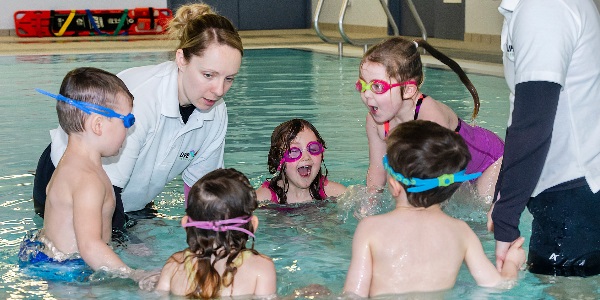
[505,43,514,61]
[179,150,197,161]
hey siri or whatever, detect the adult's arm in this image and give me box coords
[492,81,561,242]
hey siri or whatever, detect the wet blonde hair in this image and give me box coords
[167,3,243,62]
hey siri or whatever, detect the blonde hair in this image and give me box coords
[167,3,243,61]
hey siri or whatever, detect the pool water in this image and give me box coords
[0,48,591,299]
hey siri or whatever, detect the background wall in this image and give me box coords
[311,0,504,37]
[3,0,599,39]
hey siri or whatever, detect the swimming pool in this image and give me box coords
[0,48,589,299]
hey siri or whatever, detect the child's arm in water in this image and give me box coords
[343,219,374,297]
[499,237,526,279]
[74,176,130,273]
[463,222,525,287]
[365,113,388,191]
[325,180,347,198]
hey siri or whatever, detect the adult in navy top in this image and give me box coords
[489,0,600,276]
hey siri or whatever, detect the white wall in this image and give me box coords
[465,0,503,35]
[311,0,504,37]
[3,0,167,30]
[312,0,388,27]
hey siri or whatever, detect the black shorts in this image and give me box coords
[527,183,600,276]
[33,143,129,231]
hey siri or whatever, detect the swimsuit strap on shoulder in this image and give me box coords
[262,181,279,204]
[413,94,427,120]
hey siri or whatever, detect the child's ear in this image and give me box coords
[387,176,405,198]
[251,215,259,233]
[402,84,418,100]
[181,215,189,227]
[91,115,103,136]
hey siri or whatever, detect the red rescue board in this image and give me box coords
[13,7,172,37]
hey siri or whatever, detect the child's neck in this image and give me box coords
[63,134,102,166]
[284,183,313,203]
[396,92,423,122]
[394,194,440,211]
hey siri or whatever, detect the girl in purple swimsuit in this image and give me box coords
[358,37,504,199]
[256,119,346,204]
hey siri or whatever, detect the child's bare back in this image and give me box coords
[43,146,114,257]
[344,120,525,297]
[159,249,275,296]
[351,205,492,295]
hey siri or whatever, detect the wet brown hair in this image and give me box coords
[386,120,471,207]
[57,67,133,134]
[266,119,328,204]
[176,168,259,299]
[361,37,479,120]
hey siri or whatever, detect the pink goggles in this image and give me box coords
[355,79,417,94]
[277,141,324,170]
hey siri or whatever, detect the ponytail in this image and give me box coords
[413,39,480,120]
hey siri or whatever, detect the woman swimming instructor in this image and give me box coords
[33,3,243,230]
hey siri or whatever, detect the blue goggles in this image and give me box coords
[36,88,135,128]
[382,155,481,193]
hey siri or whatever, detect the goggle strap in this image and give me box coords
[382,155,481,193]
[183,216,255,237]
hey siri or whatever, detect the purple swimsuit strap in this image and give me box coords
[413,94,427,120]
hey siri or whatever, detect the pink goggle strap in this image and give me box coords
[183,216,255,238]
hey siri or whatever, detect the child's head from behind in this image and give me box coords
[360,37,423,92]
[186,168,258,250]
[267,119,328,203]
[184,168,258,298]
[57,67,133,135]
[386,120,471,207]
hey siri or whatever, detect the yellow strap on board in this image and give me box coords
[55,10,76,37]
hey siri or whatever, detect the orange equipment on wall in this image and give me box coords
[13,7,172,37]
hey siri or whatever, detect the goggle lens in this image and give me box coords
[355,79,417,94]
[283,141,324,162]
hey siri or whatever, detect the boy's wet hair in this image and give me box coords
[266,119,328,204]
[386,120,471,207]
[168,3,243,61]
[361,37,480,120]
[57,67,133,134]
[184,168,259,298]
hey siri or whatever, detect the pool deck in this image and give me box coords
[0,29,504,76]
